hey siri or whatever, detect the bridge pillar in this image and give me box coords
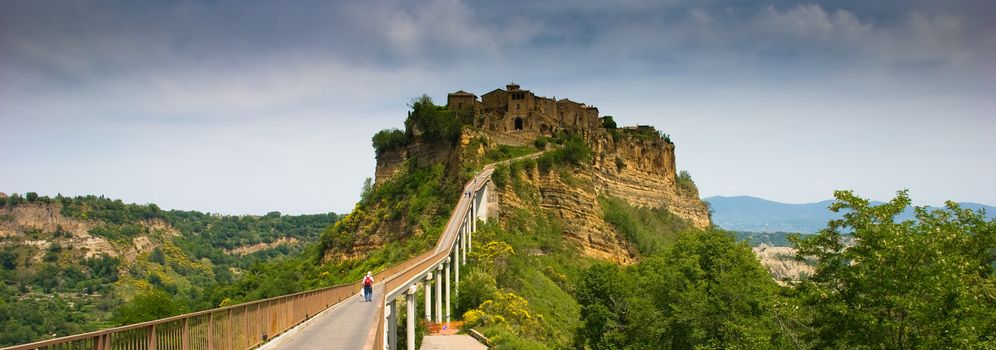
[424,273,432,322]
[435,265,443,324]
[445,257,451,325]
[406,285,417,350]
[461,217,467,265]
[455,237,460,290]
[387,300,397,350]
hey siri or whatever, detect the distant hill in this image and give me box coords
[706,196,996,234]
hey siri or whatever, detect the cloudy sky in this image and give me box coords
[1,0,994,215]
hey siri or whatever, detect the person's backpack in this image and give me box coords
[363,276,373,286]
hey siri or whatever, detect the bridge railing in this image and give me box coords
[368,168,494,350]
[4,153,524,350]
[1,277,363,350]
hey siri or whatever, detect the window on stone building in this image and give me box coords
[514,117,524,130]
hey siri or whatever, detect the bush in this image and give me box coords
[559,135,592,166]
[372,128,409,155]
[493,164,509,189]
[536,154,554,173]
[533,137,548,150]
[676,170,697,193]
[601,116,617,129]
[113,289,187,325]
[405,95,461,144]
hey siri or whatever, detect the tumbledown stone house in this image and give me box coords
[448,83,602,145]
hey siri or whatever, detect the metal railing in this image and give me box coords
[2,281,359,350]
[368,167,495,350]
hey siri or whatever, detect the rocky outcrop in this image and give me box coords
[496,166,634,264]
[0,203,115,259]
[753,245,814,283]
[226,236,300,256]
[375,139,458,184]
[0,203,181,260]
[590,130,710,229]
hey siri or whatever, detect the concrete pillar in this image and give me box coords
[455,239,460,290]
[461,218,467,265]
[388,300,397,350]
[424,273,432,321]
[435,265,442,324]
[445,257,451,324]
[406,285,416,350]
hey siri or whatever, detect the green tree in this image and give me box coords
[793,190,996,349]
[372,128,409,155]
[25,192,38,203]
[149,247,166,265]
[601,116,617,129]
[405,95,460,144]
[576,229,791,349]
[113,289,187,325]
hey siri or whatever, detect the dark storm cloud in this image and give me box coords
[1,0,994,214]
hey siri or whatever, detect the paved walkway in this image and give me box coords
[260,284,384,350]
[420,335,488,350]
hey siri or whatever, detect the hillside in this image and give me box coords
[322,87,709,266]
[0,194,338,346]
[310,86,715,348]
[707,195,996,233]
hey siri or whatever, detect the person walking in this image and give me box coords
[362,272,374,302]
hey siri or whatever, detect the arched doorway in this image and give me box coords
[514,117,523,131]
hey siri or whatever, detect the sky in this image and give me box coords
[1,0,994,215]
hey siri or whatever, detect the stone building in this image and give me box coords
[447,83,601,144]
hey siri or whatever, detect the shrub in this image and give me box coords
[676,170,697,193]
[372,128,409,155]
[536,154,554,174]
[601,116,617,129]
[493,164,509,188]
[559,135,592,166]
[405,95,461,144]
[533,137,548,150]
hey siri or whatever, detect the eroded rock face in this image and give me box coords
[753,245,814,284]
[491,130,711,263]
[0,203,115,259]
[0,203,191,261]
[591,131,711,229]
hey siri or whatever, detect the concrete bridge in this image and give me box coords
[262,167,493,350]
[2,159,511,350]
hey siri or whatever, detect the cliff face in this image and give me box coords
[591,131,711,229]
[491,130,710,263]
[495,166,634,263]
[359,87,711,263]
[0,203,180,262]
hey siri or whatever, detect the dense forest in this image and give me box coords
[0,194,339,346]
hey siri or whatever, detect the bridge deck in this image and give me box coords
[260,284,384,350]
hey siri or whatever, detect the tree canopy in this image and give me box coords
[793,190,996,349]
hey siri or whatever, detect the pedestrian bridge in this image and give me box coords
[2,161,505,350]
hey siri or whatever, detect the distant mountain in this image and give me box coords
[705,196,996,234]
